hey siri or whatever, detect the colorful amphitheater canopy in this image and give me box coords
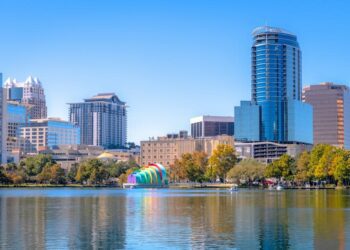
[127,163,168,186]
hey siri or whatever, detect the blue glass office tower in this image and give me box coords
[252,26,302,142]
[235,26,312,144]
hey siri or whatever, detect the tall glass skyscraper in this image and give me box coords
[252,26,301,142]
[235,26,312,144]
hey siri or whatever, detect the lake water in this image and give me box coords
[0,188,350,249]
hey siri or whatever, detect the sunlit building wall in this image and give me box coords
[20,118,80,152]
[303,82,350,149]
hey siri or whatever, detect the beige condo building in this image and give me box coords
[140,132,234,167]
[302,82,350,149]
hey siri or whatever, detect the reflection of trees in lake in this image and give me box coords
[0,194,127,249]
[69,196,127,249]
[1,190,350,249]
[257,192,290,249]
[313,190,347,250]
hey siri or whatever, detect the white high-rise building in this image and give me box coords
[4,76,47,119]
[68,93,127,149]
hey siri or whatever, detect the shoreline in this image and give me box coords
[0,183,342,190]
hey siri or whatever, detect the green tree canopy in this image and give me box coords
[22,154,56,176]
[37,163,66,184]
[295,151,311,183]
[227,159,265,184]
[207,144,236,182]
[265,154,295,180]
[75,159,109,184]
[170,152,208,183]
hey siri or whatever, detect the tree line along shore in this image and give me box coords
[0,144,350,188]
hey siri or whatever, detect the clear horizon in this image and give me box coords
[1,0,349,144]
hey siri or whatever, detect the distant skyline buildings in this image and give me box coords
[303,82,350,149]
[4,76,47,119]
[0,22,349,148]
[68,93,127,149]
[0,1,349,144]
[235,26,313,144]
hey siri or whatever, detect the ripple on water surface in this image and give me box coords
[1,188,350,249]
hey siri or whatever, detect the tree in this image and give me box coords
[49,164,67,184]
[314,145,335,181]
[186,152,208,183]
[265,154,295,181]
[333,150,350,186]
[0,167,11,184]
[36,165,51,184]
[227,159,265,184]
[208,144,236,182]
[75,159,110,184]
[36,163,66,184]
[168,152,208,183]
[67,164,78,182]
[170,158,187,182]
[295,151,311,183]
[279,154,296,180]
[265,160,282,179]
[107,160,133,178]
[22,154,55,176]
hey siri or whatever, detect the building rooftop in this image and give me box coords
[190,115,234,124]
[4,76,42,88]
[68,93,126,105]
[303,82,349,91]
[252,26,294,36]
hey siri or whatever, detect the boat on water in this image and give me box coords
[123,163,169,189]
[267,184,284,190]
[228,184,239,192]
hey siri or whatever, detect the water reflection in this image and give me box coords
[0,189,350,249]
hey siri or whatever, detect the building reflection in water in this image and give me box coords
[1,189,350,249]
[0,189,127,249]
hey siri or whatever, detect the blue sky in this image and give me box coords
[0,0,349,143]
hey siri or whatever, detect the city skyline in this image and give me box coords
[0,1,350,143]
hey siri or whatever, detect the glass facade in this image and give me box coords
[21,119,80,151]
[7,103,27,124]
[8,87,23,101]
[287,100,313,144]
[252,26,302,142]
[234,101,260,141]
[47,120,80,148]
